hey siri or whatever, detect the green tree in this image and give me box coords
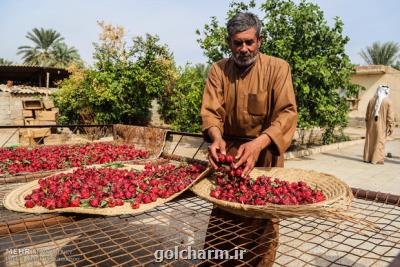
[52,43,81,68]
[393,60,400,70]
[158,63,209,132]
[54,22,176,125]
[197,0,361,143]
[17,27,80,67]
[0,58,13,65]
[360,41,400,66]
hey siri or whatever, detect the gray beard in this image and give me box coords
[232,51,258,67]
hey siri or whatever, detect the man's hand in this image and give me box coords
[207,127,226,169]
[208,138,226,169]
[234,134,271,176]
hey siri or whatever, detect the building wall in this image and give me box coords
[0,92,39,125]
[349,73,400,125]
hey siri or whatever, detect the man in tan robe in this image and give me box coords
[200,12,297,266]
[363,85,394,164]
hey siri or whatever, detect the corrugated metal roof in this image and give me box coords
[0,64,69,72]
[0,84,54,95]
[0,65,70,87]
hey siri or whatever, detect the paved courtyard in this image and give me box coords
[286,139,400,195]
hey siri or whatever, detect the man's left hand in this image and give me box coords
[234,134,271,176]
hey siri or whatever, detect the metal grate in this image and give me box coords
[0,128,399,266]
[0,190,400,266]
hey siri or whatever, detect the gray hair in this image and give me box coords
[226,12,262,40]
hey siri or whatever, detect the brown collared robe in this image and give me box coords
[200,53,297,267]
[363,96,394,164]
[201,53,297,167]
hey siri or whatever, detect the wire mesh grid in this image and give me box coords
[0,129,399,266]
[1,186,400,266]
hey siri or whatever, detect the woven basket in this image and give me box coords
[191,167,354,219]
[4,165,211,216]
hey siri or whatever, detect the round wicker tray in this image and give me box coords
[4,165,211,216]
[191,167,353,219]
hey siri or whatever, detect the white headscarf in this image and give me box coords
[373,85,390,119]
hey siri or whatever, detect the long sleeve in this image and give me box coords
[386,99,394,135]
[263,61,298,155]
[201,64,226,135]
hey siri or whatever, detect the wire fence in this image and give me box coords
[0,125,399,266]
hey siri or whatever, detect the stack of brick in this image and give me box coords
[20,99,59,145]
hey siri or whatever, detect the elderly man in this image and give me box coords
[201,12,297,266]
[363,85,394,164]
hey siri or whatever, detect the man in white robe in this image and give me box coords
[363,85,394,164]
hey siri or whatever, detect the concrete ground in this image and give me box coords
[286,127,400,195]
[286,139,400,195]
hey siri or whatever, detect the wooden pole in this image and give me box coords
[46,72,50,97]
[46,72,50,89]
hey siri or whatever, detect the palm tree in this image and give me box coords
[359,41,400,66]
[0,58,13,65]
[51,43,81,68]
[17,27,81,67]
[194,63,211,79]
[18,28,64,66]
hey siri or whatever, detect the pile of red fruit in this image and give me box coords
[210,153,325,205]
[24,163,204,210]
[0,142,149,176]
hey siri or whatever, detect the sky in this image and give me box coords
[0,0,399,67]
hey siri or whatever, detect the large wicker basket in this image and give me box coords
[191,167,354,219]
[4,165,211,216]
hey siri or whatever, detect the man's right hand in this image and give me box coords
[207,127,226,169]
[208,138,227,169]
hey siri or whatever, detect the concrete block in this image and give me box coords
[22,110,33,117]
[28,120,57,126]
[43,99,55,109]
[22,100,43,110]
[35,110,58,121]
[12,119,24,126]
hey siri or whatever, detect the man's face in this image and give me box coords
[228,27,261,67]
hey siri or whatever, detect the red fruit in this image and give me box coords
[124,191,132,199]
[258,188,267,197]
[24,194,31,200]
[239,184,247,193]
[139,183,148,191]
[115,199,124,206]
[81,191,90,199]
[150,193,158,201]
[70,199,80,207]
[25,200,35,208]
[31,194,40,203]
[210,190,221,198]
[178,184,185,191]
[56,201,63,209]
[225,155,234,164]
[131,200,140,209]
[217,154,226,163]
[108,200,116,208]
[142,195,152,204]
[90,198,99,207]
[150,179,159,186]
[254,199,266,205]
[151,187,159,194]
[234,168,243,177]
[238,196,247,203]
